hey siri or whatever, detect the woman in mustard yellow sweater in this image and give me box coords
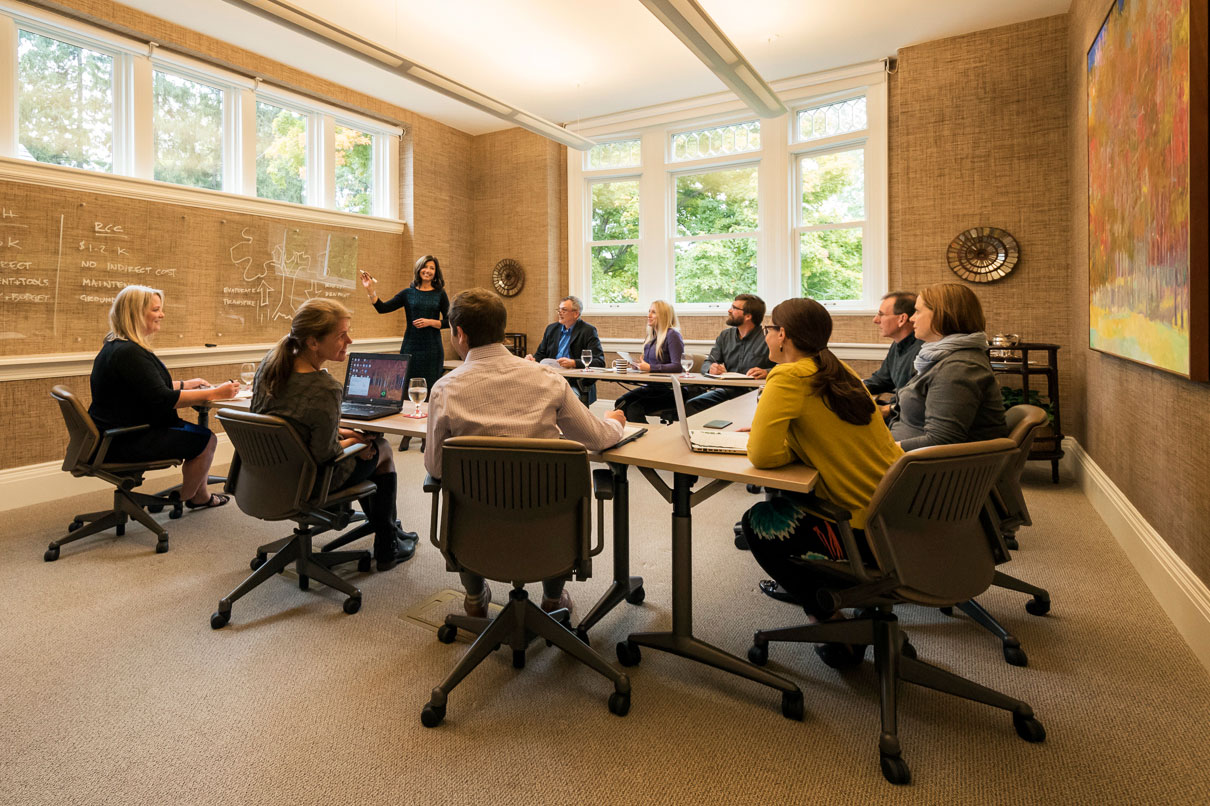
[741,299,902,643]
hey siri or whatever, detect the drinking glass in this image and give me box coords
[581,349,593,372]
[408,378,427,416]
[680,356,693,376]
[239,362,256,390]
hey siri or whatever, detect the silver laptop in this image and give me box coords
[671,376,749,454]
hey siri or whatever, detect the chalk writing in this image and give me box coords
[0,260,34,270]
[0,277,49,286]
[81,278,128,289]
[4,292,51,302]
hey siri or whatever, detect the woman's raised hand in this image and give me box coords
[359,270,376,296]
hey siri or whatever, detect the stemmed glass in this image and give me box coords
[581,349,594,372]
[239,362,256,392]
[680,355,694,377]
[408,378,427,417]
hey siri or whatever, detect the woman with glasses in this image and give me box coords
[740,298,902,664]
[613,299,685,423]
[359,254,450,397]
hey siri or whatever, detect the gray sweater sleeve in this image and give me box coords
[897,359,992,451]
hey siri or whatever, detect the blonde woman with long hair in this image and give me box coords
[613,299,685,423]
[252,298,416,571]
[88,285,238,509]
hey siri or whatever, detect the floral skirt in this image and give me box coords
[741,492,874,616]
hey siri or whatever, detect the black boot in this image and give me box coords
[372,473,415,571]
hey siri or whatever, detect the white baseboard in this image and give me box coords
[1063,437,1210,673]
[0,435,234,511]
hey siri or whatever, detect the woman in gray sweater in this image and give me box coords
[889,283,1006,451]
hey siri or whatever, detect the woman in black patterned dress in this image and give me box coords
[359,255,450,396]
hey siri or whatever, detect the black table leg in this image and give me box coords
[577,462,644,638]
[621,472,802,716]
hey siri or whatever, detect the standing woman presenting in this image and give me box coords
[359,255,450,396]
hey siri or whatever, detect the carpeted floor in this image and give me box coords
[2,446,1208,805]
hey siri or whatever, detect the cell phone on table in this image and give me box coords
[703,419,732,429]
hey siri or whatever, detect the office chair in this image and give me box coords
[746,438,1046,785]
[939,405,1053,665]
[420,436,630,726]
[209,409,375,629]
[45,385,185,561]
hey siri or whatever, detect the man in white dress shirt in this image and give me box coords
[425,288,627,617]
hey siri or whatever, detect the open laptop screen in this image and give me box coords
[342,353,409,404]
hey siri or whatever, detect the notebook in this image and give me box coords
[671,376,749,454]
[340,353,410,420]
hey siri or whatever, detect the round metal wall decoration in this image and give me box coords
[946,227,1020,283]
[491,258,525,297]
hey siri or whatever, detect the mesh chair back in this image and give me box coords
[440,436,591,585]
[863,438,1015,606]
[216,409,318,521]
[998,405,1049,526]
[51,385,100,474]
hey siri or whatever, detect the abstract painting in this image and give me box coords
[1088,0,1207,380]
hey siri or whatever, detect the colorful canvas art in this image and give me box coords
[1087,0,1195,377]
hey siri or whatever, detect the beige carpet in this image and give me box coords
[2,449,1208,805]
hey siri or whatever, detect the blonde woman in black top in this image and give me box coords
[88,285,238,509]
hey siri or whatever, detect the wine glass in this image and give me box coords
[239,362,256,391]
[581,349,594,372]
[680,355,694,377]
[408,378,427,417]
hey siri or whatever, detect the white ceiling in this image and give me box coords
[118,0,1070,134]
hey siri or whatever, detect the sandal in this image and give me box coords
[185,492,230,510]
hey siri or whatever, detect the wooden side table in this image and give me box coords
[990,343,1063,483]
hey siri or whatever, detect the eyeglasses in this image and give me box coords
[761,324,781,334]
[728,304,744,313]
[556,307,577,314]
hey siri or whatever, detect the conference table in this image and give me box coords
[597,391,818,720]
[442,359,766,388]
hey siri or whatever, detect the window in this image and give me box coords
[17,29,114,172]
[568,67,887,314]
[2,5,402,219]
[334,124,373,215]
[153,70,223,190]
[673,165,759,303]
[256,101,308,205]
[588,179,640,304]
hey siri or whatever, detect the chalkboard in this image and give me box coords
[0,178,406,355]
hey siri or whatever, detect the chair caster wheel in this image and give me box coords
[625,586,645,605]
[210,610,229,629]
[420,703,445,728]
[746,484,762,494]
[1005,537,1019,551]
[343,596,361,615]
[1025,597,1051,616]
[250,554,266,571]
[44,546,60,562]
[437,624,458,644]
[733,525,749,550]
[940,606,954,615]
[616,641,641,667]
[880,753,911,785]
[1004,644,1028,667]
[513,650,525,669]
[168,505,182,520]
[155,540,169,554]
[781,690,804,721]
[608,691,630,716]
[1013,712,1046,742]
[67,519,83,532]
[298,574,309,591]
[357,556,372,573]
[748,641,768,666]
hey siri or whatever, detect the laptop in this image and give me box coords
[340,352,410,420]
[670,376,749,454]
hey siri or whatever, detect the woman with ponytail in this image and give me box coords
[251,298,416,571]
[740,298,902,641]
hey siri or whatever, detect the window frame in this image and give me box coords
[0,2,403,223]
[568,64,888,316]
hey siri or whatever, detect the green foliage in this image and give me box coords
[673,167,758,303]
[256,102,306,204]
[153,71,222,190]
[591,245,638,304]
[798,148,865,300]
[589,181,640,303]
[334,125,372,214]
[801,229,863,300]
[17,31,113,172]
[1001,388,1055,424]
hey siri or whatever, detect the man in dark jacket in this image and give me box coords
[526,295,605,405]
[864,291,923,412]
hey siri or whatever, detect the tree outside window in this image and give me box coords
[797,147,865,300]
[153,71,223,190]
[256,101,307,205]
[589,180,639,304]
[673,165,758,304]
[334,124,373,214]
